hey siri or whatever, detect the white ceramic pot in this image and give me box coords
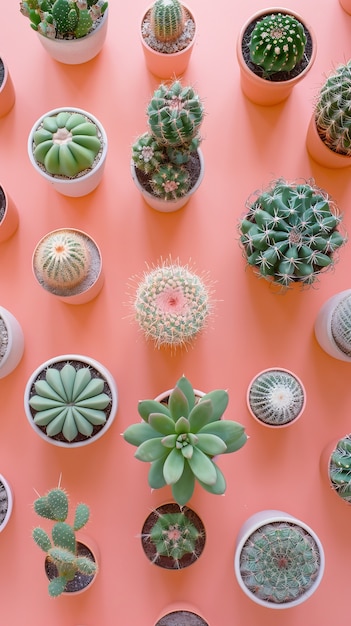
[0,57,15,117]
[306,114,351,169]
[0,474,13,532]
[36,9,108,65]
[27,107,108,197]
[314,289,351,362]
[24,354,118,447]
[0,184,19,243]
[0,306,24,379]
[234,510,325,609]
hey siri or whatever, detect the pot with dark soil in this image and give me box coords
[0,57,15,117]
[0,306,24,380]
[0,475,13,532]
[155,606,209,626]
[0,184,19,243]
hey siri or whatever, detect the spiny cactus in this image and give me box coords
[150,163,190,200]
[314,61,351,157]
[330,293,351,356]
[32,111,101,177]
[239,179,346,289]
[29,362,110,442]
[34,230,91,290]
[0,480,9,526]
[329,435,351,502]
[151,0,185,43]
[32,487,97,597]
[132,260,211,349]
[239,522,321,604]
[248,369,305,426]
[20,0,108,39]
[123,375,247,506]
[249,12,306,76]
[132,132,166,174]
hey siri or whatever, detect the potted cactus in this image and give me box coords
[27,107,108,197]
[0,184,19,243]
[141,502,206,569]
[0,475,13,533]
[234,510,325,608]
[0,306,24,380]
[322,434,351,503]
[131,80,205,212]
[155,605,209,626]
[238,178,346,289]
[32,228,104,304]
[306,61,351,169]
[131,259,212,350]
[0,57,15,117]
[140,0,197,78]
[123,375,247,506]
[24,354,118,447]
[247,367,306,427]
[32,486,98,597]
[236,8,317,106]
[19,0,108,65]
[314,289,351,361]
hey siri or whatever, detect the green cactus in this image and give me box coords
[150,0,185,43]
[133,260,211,349]
[249,12,306,76]
[32,111,102,178]
[123,375,247,506]
[132,132,166,174]
[20,0,108,39]
[239,179,346,289]
[32,487,98,597]
[248,369,305,426]
[239,521,321,604]
[150,163,190,200]
[34,230,91,291]
[29,361,110,442]
[330,294,351,356]
[144,507,203,567]
[329,435,351,502]
[314,61,351,157]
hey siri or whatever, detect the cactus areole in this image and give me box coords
[19,0,108,40]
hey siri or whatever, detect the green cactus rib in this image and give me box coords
[123,375,247,506]
[20,0,108,39]
[33,111,101,177]
[331,294,351,357]
[147,510,201,562]
[151,0,185,43]
[150,163,190,200]
[132,132,166,174]
[315,61,351,157]
[239,179,346,288]
[249,12,306,76]
[29,362,110,442]
[248,370,305,426]
[34,230,91,290]
[329,435,351,501]
[240,522,321,604]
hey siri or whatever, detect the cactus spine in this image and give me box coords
[314,61,351,157]
[150,163,190,200]
[143,507,203,567]
[151,0,185,43]
[20,0,108,39]
[329,435,351,502]
[34,230,91,290]
[248,369,305,426]
[330,293,351,356]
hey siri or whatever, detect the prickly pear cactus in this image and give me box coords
[331,294,351,357]
[34,229,91,290]
[150,0,185,43]
[314,61,351,157]
[329,435,351,502]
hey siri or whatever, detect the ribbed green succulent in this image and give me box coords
[249,12,306,76]
[132,132,166,174]
[239,179,346,288]
[32,111,101,178]
[239,522,321,604]
[314,61,351,157]
[329,435,351,502]
[248,369,305,426]
[32,487,97,597]
[20,0,108,39]
[145,508,202,565]
[29,362,110,442]
[133,260,211,349]
[150,163,190,200]
[330,294,351,356]
[150,0,185,43]
[34,230,91,291]
[123,376,247,506]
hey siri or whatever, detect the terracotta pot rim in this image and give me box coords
[140,3,197,58]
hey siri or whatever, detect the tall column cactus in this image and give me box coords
[150,0,185,43]
[314,61,351,157]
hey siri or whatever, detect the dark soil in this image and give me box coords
[45,541,96,593]
[156,611,208,626]
[0,186,6,223]
[134,151,201,198]
[0,480,9,526]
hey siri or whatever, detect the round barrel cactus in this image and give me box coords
[314,61,351,157]
[329,435,351,502]
[150,0,185,43]
[32,111,102,177]
[330,293,351,357]
[247,369,305,426]
[34,230,91,290]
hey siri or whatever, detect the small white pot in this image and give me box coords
[36,9,108,65]
[131,149,204,212]
[314,289,351,362]
[0,306,24,379]
[24,354,118,448]
[0,474,13,532]
[234,510,325,609]
[27,107,108,198]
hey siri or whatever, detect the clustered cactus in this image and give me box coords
[329,435,351,502]
[249,12,306,76]
[239,179,346,288]
[248,369,305,426]
[32,487,97,597]
[239,522,321,604]
[123,375,247,506]
[29,362,111,442]
[314,61,351,157]
[32,111,102,178]
[133,260,211,349]
[150,0,185,43]
[143,507,203,567]
[132,80,204,201]
[34,230,91,291]
[20,0,108,39]
[330,293,351,357]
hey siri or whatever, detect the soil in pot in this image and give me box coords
[0,187,6,223]
[0,315,8,365]
[156,612,208,626]
[0,479,10,527]
[45,541,96,593]
[134,151,201,199]
[0,59,4,90]
[141,6,195,54]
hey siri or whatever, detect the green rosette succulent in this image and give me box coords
[29,362,110,442]
[32,111,102,178]
[20,0,108,39]
[123,376,247,506]
[314,61,351,157]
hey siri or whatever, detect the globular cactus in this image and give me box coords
[123,375,247,506]
[150,163,190,200]
[32,487,98,597]
[150,0,185,43]
[20,0,108,38]
[239,522,321,604]
[248,369,305,426]
[144,508,202,567]
[132,260,211,349]
[249,12,306,76]
[314,61,351,157]
[32,111,101,178]
[239,179,346,289]
[0,480,9,526]
[29,362,110,442]
[330,293,351,356]
[329,435,351,502]
[34,230,91,291]
[132,132,166,174]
